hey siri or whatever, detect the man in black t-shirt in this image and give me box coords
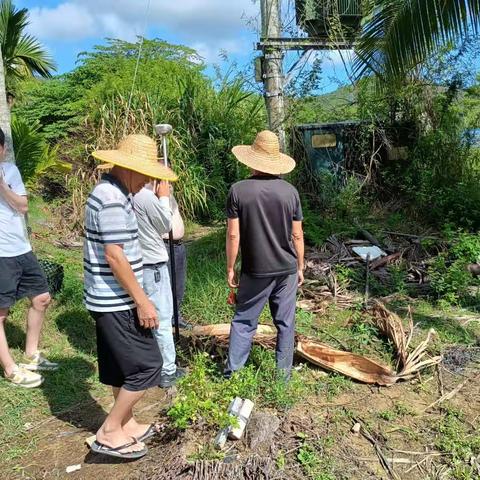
[225,130,305,379]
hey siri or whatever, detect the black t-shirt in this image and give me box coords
[226,175,303,278]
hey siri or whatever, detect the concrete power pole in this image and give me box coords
[261,0,286,152]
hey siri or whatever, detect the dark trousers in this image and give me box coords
[166,242,186,322]
[226,273,298,376]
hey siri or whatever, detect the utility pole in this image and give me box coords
[257,1,359,153]
[260,0,286,152]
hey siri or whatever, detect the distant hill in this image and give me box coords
[290,85,359,125]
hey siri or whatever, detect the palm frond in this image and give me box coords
[13,34,55,77]
[354,0,480,81]
[0,0,55,90]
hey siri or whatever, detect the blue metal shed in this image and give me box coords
[293,121,361,174]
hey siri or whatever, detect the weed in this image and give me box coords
[314,374,352,400]
[188,444,225,462]
[434,408,480,479]
[394,401,416,417]
[168,348,310,430]
[334,265,355,290]
[378,409,397,421]
[276,451,286,470]
[378,402,415,422]
[389,264,408,295]
[429,231,480,305]
[296,435,337,480]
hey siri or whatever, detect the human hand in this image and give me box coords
[227,269,239,289]
[137,300,159,329]
[297,269,305,287]
[156,180,170,198]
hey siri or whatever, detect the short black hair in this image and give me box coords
[0,128,4,147]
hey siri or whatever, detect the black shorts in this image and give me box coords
[90,309,163,391]
[0,252,49,309]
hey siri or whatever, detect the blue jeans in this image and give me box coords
[143,264,176,375]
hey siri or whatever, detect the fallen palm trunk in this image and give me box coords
[296,335,397,386]
[193,324,397,385]
[193,307,441,386]
[192,324,277,349]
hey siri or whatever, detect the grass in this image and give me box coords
[1,198,479,477]
[0,199,109,464]
[434,407,480,480]
[296,434,338,480]
[168,346,312,431]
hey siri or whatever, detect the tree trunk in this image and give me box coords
[0,45,14,163]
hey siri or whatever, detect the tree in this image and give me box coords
[0,0,55,96]
[353,0,480,82]
[0,45,14,162]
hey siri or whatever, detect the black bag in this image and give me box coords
[38,259,64,296]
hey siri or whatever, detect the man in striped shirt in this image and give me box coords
[84,134,177,460]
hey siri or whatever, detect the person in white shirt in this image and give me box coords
[162,191,190,329]
[0,128,58,388]
[134,182,186,388]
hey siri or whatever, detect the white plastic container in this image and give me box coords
[229,399,254,440]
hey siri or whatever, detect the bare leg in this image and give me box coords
[96,387,147,453]
[25,293,51,357]
[0,308,16,376]
[112,386,155,439]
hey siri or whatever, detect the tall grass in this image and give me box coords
[89,74,266,220]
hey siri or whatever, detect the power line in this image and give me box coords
[123,0,151,137]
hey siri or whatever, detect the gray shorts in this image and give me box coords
[0,252,49,309]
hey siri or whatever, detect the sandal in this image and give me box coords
[91,437,148,459]
[137,423,162,442]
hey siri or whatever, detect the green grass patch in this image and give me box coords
[434,407,480,480]
[0,198,109,465]
[169,347,311,430]
[296,433,338,480]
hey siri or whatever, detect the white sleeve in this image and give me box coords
[7,164,27,196]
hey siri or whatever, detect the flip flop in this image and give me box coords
[91,437,147,459]
[137,423,161,443]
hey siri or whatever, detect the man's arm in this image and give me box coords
[0,170,28,213]
[145,181,173,235]
[226,218,240,288]
[104,244,158,329]
[292,220,305,286]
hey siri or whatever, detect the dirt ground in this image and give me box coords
[5,352,479,480]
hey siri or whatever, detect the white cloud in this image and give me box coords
[27,0,258,59]
[28,3,97,40]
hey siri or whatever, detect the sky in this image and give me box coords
[18,0,351,93]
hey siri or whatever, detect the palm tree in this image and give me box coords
[0,1,55,163]
[0,44,14,162]
[353,0,480,82]
[0,0,56,95]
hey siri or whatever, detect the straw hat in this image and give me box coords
[92,134,178,181]
[232,130,296,175]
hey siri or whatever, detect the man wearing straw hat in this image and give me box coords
[225,130,305,380]
[84,134,177,460]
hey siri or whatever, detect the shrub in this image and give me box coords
[429,231,480,304]
[168,348,309,430]
[12,116,71,192]
[300,173,369,245]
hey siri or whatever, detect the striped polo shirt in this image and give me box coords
[83,174,143,312]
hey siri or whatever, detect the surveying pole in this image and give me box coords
[260,0,286,152]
